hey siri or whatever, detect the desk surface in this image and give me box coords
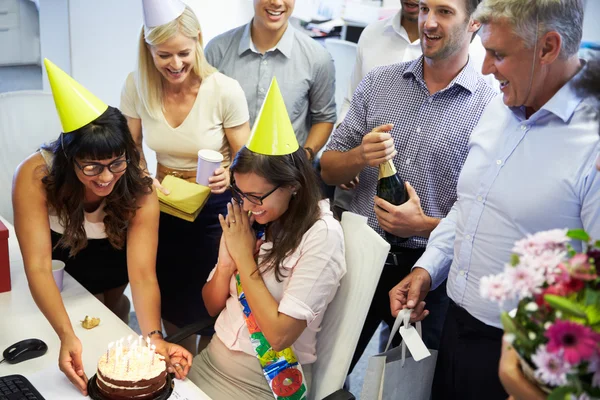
[0,216,210,399]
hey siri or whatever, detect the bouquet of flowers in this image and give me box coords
[480,229,600,399]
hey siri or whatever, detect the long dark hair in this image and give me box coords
[41,106,153,256]
[230,147,323,281]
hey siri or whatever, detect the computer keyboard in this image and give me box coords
[0,375,45,400]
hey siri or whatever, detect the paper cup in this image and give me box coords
[52,260,66,292]
[196,149,224,187]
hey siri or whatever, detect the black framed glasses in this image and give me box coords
[74,156,129,177]
[230,178,280,206]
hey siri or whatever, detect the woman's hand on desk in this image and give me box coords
[58,334,89,396]
[208,167,229,194]
[219,201,257,270]
[152,339,193,380]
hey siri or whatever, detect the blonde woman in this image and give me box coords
[120,0,250,354]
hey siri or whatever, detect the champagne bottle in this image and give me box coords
[377,160,408,243]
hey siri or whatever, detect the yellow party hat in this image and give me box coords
[246,77,299,156]
[44,58,108,133]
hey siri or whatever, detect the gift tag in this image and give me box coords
[399,324,430,362]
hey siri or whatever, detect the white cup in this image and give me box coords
[52,260,66,292]
[196,149,224,187]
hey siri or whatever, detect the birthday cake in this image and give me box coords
[95,338,168,400]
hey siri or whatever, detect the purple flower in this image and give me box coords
[531,345,573,386]
[504,263,545,299]
[479,274,510,303]
[545,321,600,365]
[569,394,591,400]
[519,250,567,285]
[589,356,600,389]
[513,229,570,257]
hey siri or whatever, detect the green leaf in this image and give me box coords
[567,229,591,242]
[501,311,530,344]
[583,303,600,326]
[584,289,600,308]
[544,295,588,319]
[594,240,600,248]
[548,387,576,400]
[510,253,520,266]
[501,311,517,333]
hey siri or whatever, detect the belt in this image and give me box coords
[385,246,426,266]
[157,163,197,183]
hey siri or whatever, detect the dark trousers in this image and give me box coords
[432,301,507,400]
[349,247,449,373]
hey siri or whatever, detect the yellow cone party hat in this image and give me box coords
[44,58,108,133]
[246,77,299,156]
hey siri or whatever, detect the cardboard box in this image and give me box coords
[0,220,11,293]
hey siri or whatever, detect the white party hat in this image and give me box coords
[142,0,186,28]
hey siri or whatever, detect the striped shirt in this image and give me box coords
[326,56,497,248]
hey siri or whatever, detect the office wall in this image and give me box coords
[67,0,254,107]
[583,0,600,44]
[39,0,71,91]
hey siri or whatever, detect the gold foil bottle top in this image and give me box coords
[378,160,397,180]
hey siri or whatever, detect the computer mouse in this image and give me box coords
[2,339,48,364]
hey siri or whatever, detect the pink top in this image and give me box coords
[209,200,346,364]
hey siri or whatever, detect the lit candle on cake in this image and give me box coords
[106,342,113,363]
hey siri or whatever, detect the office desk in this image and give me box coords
[0,216,210,399]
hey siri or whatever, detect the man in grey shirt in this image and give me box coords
[204,0,337,162]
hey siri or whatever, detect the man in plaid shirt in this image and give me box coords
[321,0,496,372]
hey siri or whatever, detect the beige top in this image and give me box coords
[120,71,249,170]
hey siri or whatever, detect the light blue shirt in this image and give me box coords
[416,66,600,328]
[205,22,337,146]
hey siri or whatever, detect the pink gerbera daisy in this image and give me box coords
[545,320,600,365]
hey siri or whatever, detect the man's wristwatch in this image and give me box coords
[304,147,315,162]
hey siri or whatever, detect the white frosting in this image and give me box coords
[97,346,166,381]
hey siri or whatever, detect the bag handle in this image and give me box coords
[384,309,423,366]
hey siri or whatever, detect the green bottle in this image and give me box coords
[377,160,408,243]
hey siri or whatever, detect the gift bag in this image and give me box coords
[361,309,438,400]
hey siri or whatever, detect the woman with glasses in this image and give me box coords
[120,0,250,355]
[12,60,192,396]
[187,80,346,399]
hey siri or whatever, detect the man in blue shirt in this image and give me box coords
[321,0,496,372]
[498,56,600,400]
[390,1,598,399]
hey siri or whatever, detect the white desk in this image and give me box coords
[0,216,210,399]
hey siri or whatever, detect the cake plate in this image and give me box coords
[87,373,174,400]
